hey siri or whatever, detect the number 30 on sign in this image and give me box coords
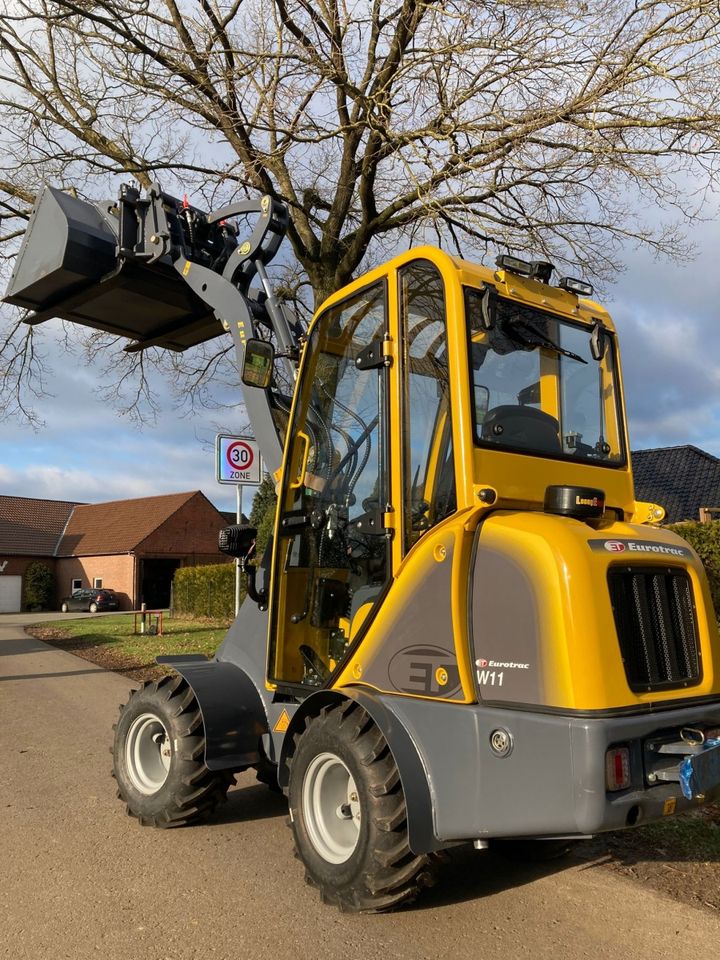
[216,435,262,485]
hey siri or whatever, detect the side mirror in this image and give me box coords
[241,338,275,389]
[480,284,497,330]
[590,322,607,362]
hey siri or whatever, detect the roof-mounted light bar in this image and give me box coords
[495,254,555,283]
[496,253,593,297]
[559,276,593,298]
[495,254,532,276]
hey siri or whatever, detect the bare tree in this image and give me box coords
[2,0,720,418]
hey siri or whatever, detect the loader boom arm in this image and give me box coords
[4,181,302,475]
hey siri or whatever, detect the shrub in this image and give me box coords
[667,521,720,615]
[172,563,239,621]
[23,560,55,610]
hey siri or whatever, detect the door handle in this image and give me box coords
[289,431,310,489]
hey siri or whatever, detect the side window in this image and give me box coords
[269,282,390,686]
[400,262,456,554]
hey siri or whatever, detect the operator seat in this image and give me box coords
[481,405,561,453]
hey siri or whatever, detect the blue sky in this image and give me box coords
[1,207,719,515]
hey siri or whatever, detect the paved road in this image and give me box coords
[2,616,719,960]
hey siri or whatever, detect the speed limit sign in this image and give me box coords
[216,435,262,484]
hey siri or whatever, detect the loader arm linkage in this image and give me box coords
[4,181,301,474]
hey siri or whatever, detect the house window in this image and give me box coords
[93,578,103,589]
[71,578,82,592]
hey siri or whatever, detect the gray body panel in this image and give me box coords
[215,592,299,762]
[382,693,720,842]
[359,537,463,700]
[470,528,543,705]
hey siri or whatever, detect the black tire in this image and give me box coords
[89,602,98,613]
[112,674,234,827]
[60,602,68,613]
[492,838,577,862]
[287,700,438,912]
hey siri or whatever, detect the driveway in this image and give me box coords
[1,616,719,960]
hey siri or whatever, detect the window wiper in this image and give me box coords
[511,318,587,364]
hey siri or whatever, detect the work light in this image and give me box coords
[559,276,594,297]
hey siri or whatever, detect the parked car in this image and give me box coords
[60,588,119,613]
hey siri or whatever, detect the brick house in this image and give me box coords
[0,491,231,612]
[0,496,80,613]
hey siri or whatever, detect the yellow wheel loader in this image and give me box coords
[7,183,720,912]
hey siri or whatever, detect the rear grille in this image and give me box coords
[608,567,701,692]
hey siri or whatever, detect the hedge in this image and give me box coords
[667,521,720,615]
[172,562,241,621]
[171,482,275,620]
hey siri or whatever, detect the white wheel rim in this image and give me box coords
[302,752,361,864]
[125,712,171,795]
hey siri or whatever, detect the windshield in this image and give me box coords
[466,289,625,466]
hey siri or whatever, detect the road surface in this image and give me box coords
[1,616,718,960]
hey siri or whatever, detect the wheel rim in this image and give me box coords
[125,712,172,795]
[302,752,361,864]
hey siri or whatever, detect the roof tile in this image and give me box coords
[632,445,720,523]
[0,496,80,556]
[56,491,201,556]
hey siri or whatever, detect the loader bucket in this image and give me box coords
[4,185,221,351]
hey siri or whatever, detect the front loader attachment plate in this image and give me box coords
[4,184,221,351]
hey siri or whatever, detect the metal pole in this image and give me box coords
[235,484,243,615]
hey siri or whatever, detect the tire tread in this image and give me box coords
[288,700,439,913]
[113,677,233,828]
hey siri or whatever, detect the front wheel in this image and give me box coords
[287,701,438,912]
[60,602,68,613]
[112,674,234,827]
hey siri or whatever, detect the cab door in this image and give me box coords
[267,281,391,689]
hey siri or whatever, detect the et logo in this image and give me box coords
[604,541,626,553]
[388,645,461,697]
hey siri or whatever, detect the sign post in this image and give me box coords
[216,435,263,615]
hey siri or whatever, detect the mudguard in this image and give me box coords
[277,687,442,854]
[156,656,268,771]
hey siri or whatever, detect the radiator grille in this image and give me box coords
[608,567,701,692]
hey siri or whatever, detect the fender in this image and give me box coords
[278,687,442,854]
[157,656,268,771]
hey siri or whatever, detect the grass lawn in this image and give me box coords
[27,613,231,681]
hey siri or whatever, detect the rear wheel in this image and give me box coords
[287,701,438,912]
[112,674,234,827]
[89,602,98,613]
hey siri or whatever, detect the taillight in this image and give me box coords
[605,746,631,791]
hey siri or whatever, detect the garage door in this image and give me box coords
[0,576,22,613]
